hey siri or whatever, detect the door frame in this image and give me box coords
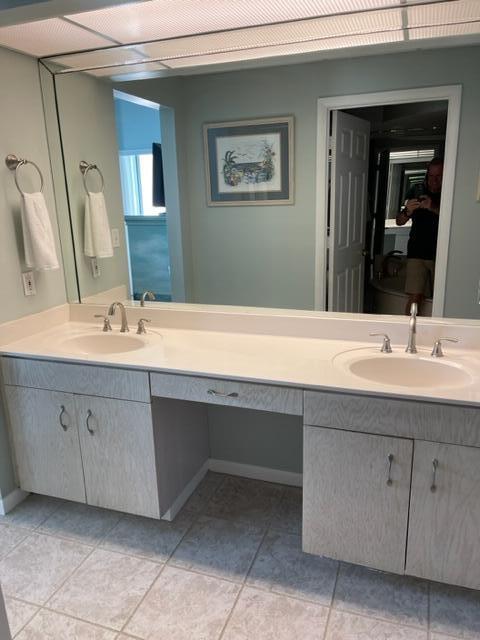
[314,85,462,316]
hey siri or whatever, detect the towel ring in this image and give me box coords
[80,160,105,194]
[5,154,44,194]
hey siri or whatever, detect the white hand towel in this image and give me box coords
[84,191,114,258]
[21,192,59,271]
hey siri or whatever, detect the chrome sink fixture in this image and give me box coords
[406,301,418,354]
[108,301,129,332]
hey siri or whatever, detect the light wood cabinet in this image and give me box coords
[406,440,480,589]
[303,426,413,574]
[5,386,85,503]
[75,395,160,518]
[3,358,209,521]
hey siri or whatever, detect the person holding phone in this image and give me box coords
[396,157,444,314]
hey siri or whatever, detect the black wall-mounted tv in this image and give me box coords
[152,142,165,207]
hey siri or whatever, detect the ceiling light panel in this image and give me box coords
[0,18,113,57]
[164,31,403,69]
[51,47,145,71]
[409,21,480,39]
[86,61,166,76]
[408,0,480,27]
[66,0,401,44]
[138,9,402,60]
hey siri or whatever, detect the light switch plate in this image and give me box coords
[111,228,120,248]
[91,257,101,278]
[22,271,36,296]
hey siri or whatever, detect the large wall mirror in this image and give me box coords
[38,22,480,320]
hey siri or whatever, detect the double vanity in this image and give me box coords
[1,302,480,592]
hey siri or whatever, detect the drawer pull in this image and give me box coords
[430,458,439,493]
[86,409,95,435]
[59,405,68,431]
[386,453,394,486]
[207,389,239,398]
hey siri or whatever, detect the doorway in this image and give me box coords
[315,86,461,317]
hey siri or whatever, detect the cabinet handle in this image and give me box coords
[430,458,439,493]
[207,389,239,398]
[86,409,95,435]
[386,453,394,486]
[59,405,68,431]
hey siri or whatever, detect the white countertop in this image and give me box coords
[2,318,480,407]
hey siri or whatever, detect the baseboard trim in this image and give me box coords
[161,460,209,521]
[0,488,29,516]
[209,459,302,487]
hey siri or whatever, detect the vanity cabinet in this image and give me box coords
[2,356,210,521]
[406,441,480,590]
[5,386,86,503]
[74,395,159,518]
[4,384,160,518]
[303,390,480,589]
[303,426,412,574]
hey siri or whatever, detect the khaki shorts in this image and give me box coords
[405,259,435,297]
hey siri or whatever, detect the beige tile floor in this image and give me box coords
[1,473,480,639]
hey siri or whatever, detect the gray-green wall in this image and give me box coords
[54,72,130,301]
[0,47,68,498]
[124,44,480,318]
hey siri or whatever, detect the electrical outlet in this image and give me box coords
[91,257,101,278]
[111,228,120,248]
[22,271,36,296]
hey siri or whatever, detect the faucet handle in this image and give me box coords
[431,337,459,358]
[136,318,151,335]
[94,314,112,332]
[370,332,392,353]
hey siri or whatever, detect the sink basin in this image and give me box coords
[335,349,473,389]
[58,333,146,355]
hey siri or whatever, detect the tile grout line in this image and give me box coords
[321,561,341,640]
[0,496,65,562]
[9,475,228,637]
[19,604,123,637]
[217,517,273,640]
[117,493,209,635]
[6,598,38,639]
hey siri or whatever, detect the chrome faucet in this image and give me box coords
[406,302,418,354]
[140,290,155,307]
[107,301,129,333]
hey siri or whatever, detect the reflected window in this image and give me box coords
[119,153,165,216]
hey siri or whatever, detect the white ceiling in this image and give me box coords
[0,0,478,77]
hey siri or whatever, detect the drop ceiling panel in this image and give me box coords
[0,17,113,57]
[408,0,480,27]
[138,9,402,60]
[164,31,404,69]
[66,0,401,44]
[409,21,480,38]
[87,61,167,76]
[51,47,145,71]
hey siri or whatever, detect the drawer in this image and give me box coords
[1,357,150,403]
[304,390,480,448]
[150,372,302,415]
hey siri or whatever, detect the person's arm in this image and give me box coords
[418,195,440,215]
[396,199,420,226]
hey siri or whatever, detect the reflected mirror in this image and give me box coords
[36,0,480,319]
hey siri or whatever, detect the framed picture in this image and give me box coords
[204,116,294,206]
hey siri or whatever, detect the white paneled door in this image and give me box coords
[329,110,370,312]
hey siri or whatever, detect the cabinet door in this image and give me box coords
[406,441,480,589]
[75,395,160,519]
[303,426,413,574]
[4,386,85,502]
